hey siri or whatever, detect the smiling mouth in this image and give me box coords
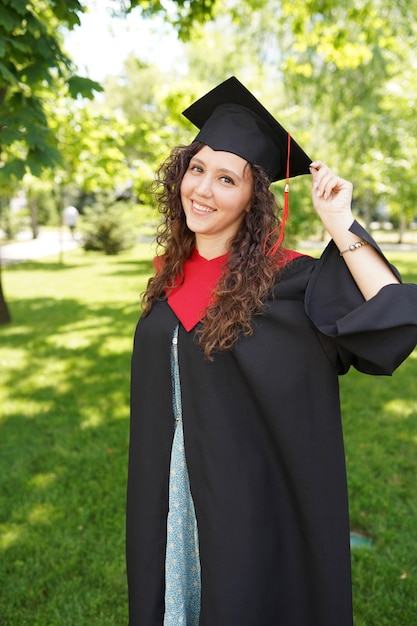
[192,200,215,214]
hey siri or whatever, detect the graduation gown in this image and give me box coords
[126,222,417,626]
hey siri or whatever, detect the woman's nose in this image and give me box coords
[195,174,213,197]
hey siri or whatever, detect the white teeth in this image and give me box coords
[193,201,214,213]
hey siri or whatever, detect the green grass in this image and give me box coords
[341,254,417,625]
[0,244,154,625]
[0,246,416,625]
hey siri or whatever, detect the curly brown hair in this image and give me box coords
[142,142,287,359]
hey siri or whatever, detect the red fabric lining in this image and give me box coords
[155,248,306,331]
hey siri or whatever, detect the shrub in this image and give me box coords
[80,201,138,255]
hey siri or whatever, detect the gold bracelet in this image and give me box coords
[339,240,368,256]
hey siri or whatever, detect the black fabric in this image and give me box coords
[126,224,417,625]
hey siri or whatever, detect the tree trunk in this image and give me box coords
[398,214,407,244]
[29,197,39,239]
[363,188,372,231]
[0,259,11,325]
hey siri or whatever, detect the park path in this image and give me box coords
[0,229,79,265]
[1,229,416,266]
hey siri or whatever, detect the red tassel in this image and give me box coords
[265,133,291,257]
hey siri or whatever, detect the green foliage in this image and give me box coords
[0,0,102,187]
[30,189,58,226]
[103,59,182,175]
[67,74,104,99]
[0,207,30,240]
[244,0,417,223]
[103,58,198,206]
[50,100,133,196]
[111,0,217,39]
[80,201,139,255]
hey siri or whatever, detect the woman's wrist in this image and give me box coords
[339,240,368,256]
[320,213,355,246]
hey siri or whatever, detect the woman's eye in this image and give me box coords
[221,176,234,185]
[190,165,203,173]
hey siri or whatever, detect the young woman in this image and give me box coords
[126,77,417,626]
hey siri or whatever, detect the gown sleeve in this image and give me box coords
[304,220,417,375]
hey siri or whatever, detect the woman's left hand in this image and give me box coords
[309,161,354,231]
[309,160,400,298]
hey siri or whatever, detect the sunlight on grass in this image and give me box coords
[1,348,27,368]
[99,335,133,354]
[0,526,23,550]
[1,397,55,419]
[28,502,58,525]
[80,413,104,430]
[384,398,417,419]
[49,328,107,349]
[29,472,58,490]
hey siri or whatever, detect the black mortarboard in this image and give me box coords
[182,76,312,253]
[182,76,311,183]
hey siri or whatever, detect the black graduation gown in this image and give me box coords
[126,222,417,626]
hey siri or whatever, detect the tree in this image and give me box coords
[233,0,417,233]
[0,0,102,183]
[50,97,133,198]
[109,0,218,39]
[0,0,103,323]
[103,57,194,207]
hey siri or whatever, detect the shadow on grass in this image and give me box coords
[0,295,147,623]
[2,256,154,274]
[99,258,155,276]
[342,350,417,517]
[341,352,417,624]
[2,260,91,272]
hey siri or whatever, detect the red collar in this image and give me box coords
[166,249,228,331]
[156,248,305,331]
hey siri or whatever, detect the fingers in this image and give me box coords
[309,161,341,200]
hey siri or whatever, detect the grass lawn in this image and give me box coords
[0,244,416,625]
[0,243,154,625]
[341,252,417,625]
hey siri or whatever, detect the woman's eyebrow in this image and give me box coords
[190,157,242,180]
[217,167,242,180]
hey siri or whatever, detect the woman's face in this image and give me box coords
[180,145,253,258]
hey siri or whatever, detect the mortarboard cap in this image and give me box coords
[182,76,311,183]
